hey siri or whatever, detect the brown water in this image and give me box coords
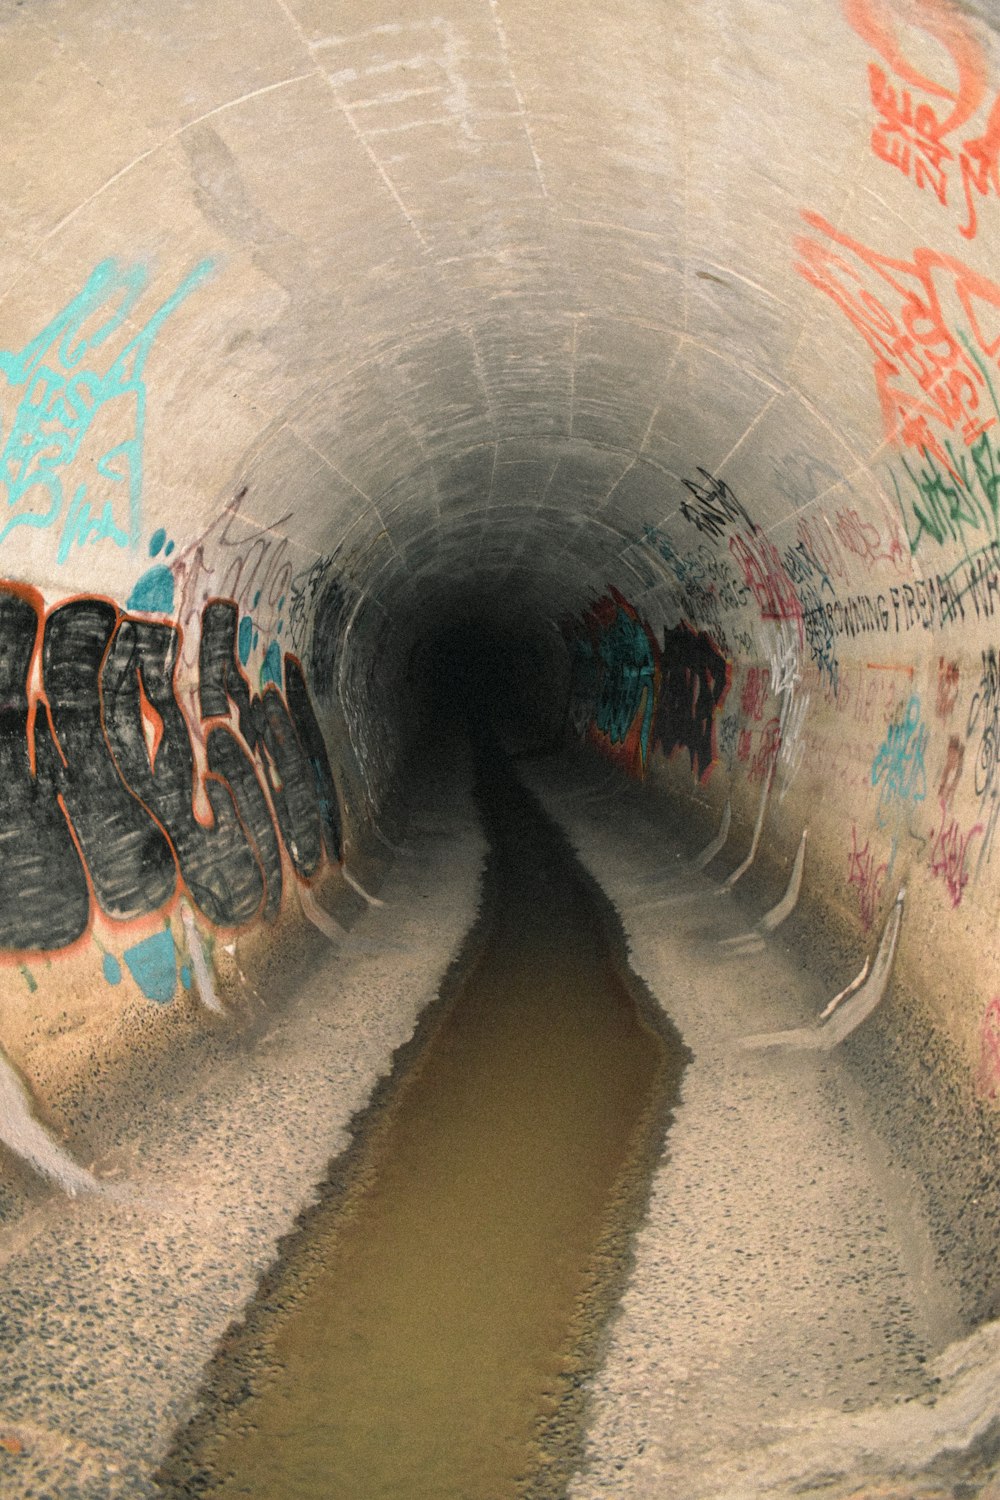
[157,748,687,1500]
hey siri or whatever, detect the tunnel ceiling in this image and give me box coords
[3,0,1000,664]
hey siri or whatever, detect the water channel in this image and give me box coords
[156,743,688,1499]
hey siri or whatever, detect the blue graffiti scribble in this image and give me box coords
[237,615,254,666]
[102,952,122,985]
[123,929,177,1004]
[260,639,282,689]
[127,563,175,613]
[595,607,656,764]
[0,257,214,564]
[871,694,928,828]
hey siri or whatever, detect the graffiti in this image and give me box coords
[977,996,1000,1101]
[847,822,889,934]
[679,468,754,539]
[0,582,341,956]
[782,516,845,596]
[737,727,752,763]
[718,713,740,769]
[741,666,770,722]
[968,648,1000,801]
[567,591,660,776]
[170,489,295,709]
[938,734,965,805]
[936,657,960,719]
[288,553,356,705]
[844,0,1000,240]
[801,582,840,693]
[796,214,1000,486]
[655,621,730,782]
[730,525,805,642]
[0,259,213,566]
[891,431,1000,557]
[927,797,982,908]
[748,716,782,787]
[871,694,928,826]
[777,690,810,802]
[834,506,908,572]
[122,929,179,1003]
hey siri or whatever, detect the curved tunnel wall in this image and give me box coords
[3,0,1000,1296]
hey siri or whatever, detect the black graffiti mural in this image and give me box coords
[0,584,343,953]
[655,622,731,781]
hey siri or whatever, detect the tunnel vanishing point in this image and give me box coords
[7,0,1000,1495]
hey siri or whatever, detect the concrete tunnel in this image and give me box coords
[6,0,1000,1494]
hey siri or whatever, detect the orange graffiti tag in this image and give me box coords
[796,214,1000,478]
[844,0,1000,239]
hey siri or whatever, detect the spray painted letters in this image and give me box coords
[0,584,341,955]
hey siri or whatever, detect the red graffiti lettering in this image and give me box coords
[740,665,770,722]
[928,796,982,907]
[847,822,888,934]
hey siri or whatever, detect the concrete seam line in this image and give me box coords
[739,890,905,1054]
[757,827,808,934]
[0,1047,101,1197]
[342,869,385,906]
[722,770,772,891]
[298,884,348,941]
[181,905,224,1015]
[692,797,731,870]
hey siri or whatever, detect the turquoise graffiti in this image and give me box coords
[871,694,929,828]
[0,257,214,565]
[122,929,178,1004]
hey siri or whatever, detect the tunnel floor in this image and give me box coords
[0,747,985,1500]
[154,744,686,1499]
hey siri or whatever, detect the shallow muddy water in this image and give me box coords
[157,747,687,1499]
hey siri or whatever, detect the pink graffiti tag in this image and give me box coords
[749,717,782,787]
[847,822,888,933]
[936,657,960,720]
[730,529,805,644]
[834,506,908,572]
[740,665,770,722]
[928,797,983,908]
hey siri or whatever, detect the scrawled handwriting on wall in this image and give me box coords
[0,259,214,566]
[927,796,982,908]
[0,584,341,956]
[966,645,1000,868]
[847,821,889,934]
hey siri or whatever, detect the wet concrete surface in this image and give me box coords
[520,751,1000,1499]
[155,742,685,1498]
[0,756,486,1500]
[0,744,997,1499]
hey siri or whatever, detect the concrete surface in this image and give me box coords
[524,751,1000,1500]
[0,764,485,1500]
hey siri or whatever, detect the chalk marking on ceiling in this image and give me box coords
[484,0,550,200]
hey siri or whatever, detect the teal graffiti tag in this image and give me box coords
[871,694,928,828]
[260,639,282,689]
[0,257,214,564]
[122,929,177,1004]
